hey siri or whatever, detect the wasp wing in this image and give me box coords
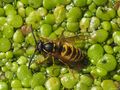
[59,33,90,44]
[37,32,90,48]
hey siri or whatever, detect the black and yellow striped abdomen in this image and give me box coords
[60,42,84,63]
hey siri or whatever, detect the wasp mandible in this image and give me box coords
[23,25,89,69]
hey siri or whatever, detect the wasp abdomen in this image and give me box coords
[60,42,84,63]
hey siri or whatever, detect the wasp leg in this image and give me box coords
[52,56,55,66]
[35,53,52,66]
[44,56,49,61]
[58,59,70,69]
[58,59,77,79]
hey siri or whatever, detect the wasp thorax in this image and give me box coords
[43,42,54,52]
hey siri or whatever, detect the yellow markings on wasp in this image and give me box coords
[61,44,68,56]
[70,49,79,61]
[69,44,74,59]
[43,49,48,53]
[61,43,74,61]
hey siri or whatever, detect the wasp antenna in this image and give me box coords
[28,49,37,69]
[30,25,38,45]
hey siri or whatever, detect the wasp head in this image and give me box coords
[37,40,44,53]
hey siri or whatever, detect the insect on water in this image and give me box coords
[27,25,89,69]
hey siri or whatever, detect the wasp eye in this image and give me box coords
[37,42,43,52]
[44,43,53,52]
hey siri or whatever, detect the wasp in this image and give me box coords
[26,25,89,69]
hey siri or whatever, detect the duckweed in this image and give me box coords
[0,0,120,90]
